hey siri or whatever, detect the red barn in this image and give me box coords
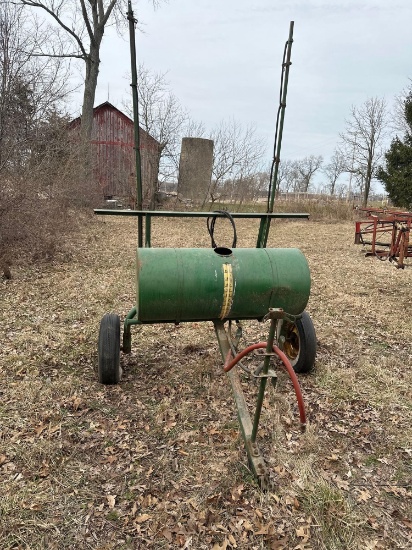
[70,102,160,205]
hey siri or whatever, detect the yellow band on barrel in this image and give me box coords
[220,263,233,319]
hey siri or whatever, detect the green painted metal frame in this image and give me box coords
[95,11,305,487]
[95,209,309,219]
[214,310,286,488]
[94,210,309,252]
[95,208,309,487]
[251,316,277,443]
[127,1,143,247]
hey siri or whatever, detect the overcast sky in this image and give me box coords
[71,0,412,191]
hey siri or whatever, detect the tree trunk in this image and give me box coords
[363,159,373,207]
[81,46,100,142]
[79,45,100,188]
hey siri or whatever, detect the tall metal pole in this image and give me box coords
[268,21,294,213]
[127,1,143,247]
[258,21,294,248]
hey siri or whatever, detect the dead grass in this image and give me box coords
[206,199,356,221]
[1,214,411,549]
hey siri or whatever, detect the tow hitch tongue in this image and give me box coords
[215,309,307,489]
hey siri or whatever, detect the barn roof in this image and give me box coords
[70,101,159,145]
[94,101,134,125]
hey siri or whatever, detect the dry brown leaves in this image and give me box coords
[0,215,411,549]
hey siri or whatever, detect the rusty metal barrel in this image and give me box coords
[136,247,310,323]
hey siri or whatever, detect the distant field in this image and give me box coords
[1,214,411,549]
[203,198,357,221]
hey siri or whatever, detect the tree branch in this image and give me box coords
[79,0,95,44]
[20,1,88,59]
[30,51,86,60]
[100,0,117,28]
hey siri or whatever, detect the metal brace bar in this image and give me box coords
[214,321,270,489]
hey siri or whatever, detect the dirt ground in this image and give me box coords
[1,214,411,549]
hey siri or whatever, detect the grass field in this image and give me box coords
[1,214,411,549]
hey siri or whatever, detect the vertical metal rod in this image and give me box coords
[268,21,294,214]
[371,216,377,255]
[390,223,397,257]
[256,216,267,248]
[260,21,294,248]
[145,214,152,247]
[127,1,143,247]
[251,317,277,443]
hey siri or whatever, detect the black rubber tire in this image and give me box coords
[277,311,316,374]
[98,313,121,385]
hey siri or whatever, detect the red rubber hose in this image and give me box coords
[224,343,266,372]
[273,345,306,426]
[224,342,306,426]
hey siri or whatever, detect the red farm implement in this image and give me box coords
[354,208,412,268]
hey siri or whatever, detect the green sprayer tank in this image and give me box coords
[136,247,310,323]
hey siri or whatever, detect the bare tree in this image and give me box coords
[255,171,270,199]
[134,66,198,176]
[204,119,265,207]
[340,97,387,207]
[391,81,412,137]
[125,68,264,208]
[232,164,266,207]
[293,155,323,192]
[276,159,297,194]
[0,2,70,173]
[123,64,205,205]
[0,3,91,266]
[19,1,160,141]
[323,149,346,195]
[335,182,348,199]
